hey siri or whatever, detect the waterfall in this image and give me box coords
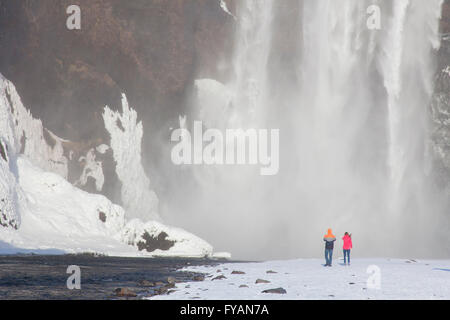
[379,0,444,223]
[230,0,274,128]
[174,0,445,260]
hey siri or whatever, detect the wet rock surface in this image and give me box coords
[0,254,220,299]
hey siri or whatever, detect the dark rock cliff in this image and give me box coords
[0,0,235,201]
[0,0,234,139]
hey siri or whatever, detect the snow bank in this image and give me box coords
[0,155,213,257]
[122,219,213,258]
[4,156,130,255]
[0,74,214,257]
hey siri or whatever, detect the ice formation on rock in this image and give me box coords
[0,74,214,258]
[103,94,160,222]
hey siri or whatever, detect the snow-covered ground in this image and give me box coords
[0,154,214,257]
[0,73,216,258]
[149,258,450,300]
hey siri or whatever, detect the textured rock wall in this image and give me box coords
[0,0,235,202]
[0,0,234,140]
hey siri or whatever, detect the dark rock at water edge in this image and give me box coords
[115,287,137,297]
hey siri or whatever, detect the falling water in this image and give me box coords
[168,0,446,260]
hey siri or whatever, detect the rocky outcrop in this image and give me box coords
[430,0,450,193]
[136,231,175,253]
[431,41,450,193]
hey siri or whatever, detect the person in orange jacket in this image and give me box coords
[342,232,352,265]
[323,229,336,266]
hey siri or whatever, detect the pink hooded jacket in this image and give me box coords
[342,234,352,250]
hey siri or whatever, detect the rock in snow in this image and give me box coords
[255,279,271,284]
[0,74,216,258]
[262,288,287,295]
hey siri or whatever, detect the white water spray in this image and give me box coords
[169,0,446,260]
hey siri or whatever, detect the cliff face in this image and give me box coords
[0,0,235,201]
[0,0,234,141]
[0,0,447,138]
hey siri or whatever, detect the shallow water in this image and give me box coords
[0,254,222,300]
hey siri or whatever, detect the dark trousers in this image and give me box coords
[325,248,333,266]
[343,249,351,264]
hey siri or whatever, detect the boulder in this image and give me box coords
[114,288,137,297]
[255,279,270,284]
[231,270,246,275]
[262,287,287,294]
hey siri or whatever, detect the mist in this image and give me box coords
[157,0,449,261]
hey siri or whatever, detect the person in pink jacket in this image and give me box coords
[342,232,352,265]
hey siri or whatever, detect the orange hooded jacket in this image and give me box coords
[324,229,335,238]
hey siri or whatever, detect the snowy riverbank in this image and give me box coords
[149,258,450,300]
